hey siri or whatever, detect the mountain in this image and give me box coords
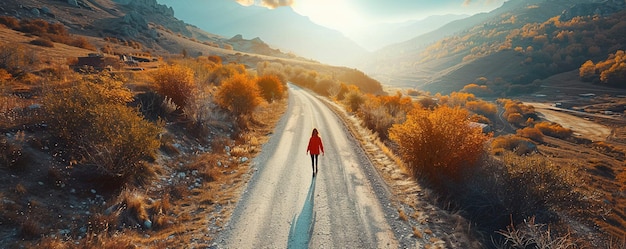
[157,0,368,67]
[348,14,469,51]
[0,0,306,64]
[363,0,626,95]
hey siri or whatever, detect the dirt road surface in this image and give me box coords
[527,102,612,142]
[215,85,399,248]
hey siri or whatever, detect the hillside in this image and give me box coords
[365,0,626,95]
[0,0,309,63]
[157,0,369,67]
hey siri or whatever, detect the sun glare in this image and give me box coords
[292,0,366,33]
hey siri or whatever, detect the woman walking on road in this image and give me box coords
[306,128,324,177]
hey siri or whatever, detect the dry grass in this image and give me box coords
[413,226,424,239]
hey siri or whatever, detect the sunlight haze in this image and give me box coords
[232,0,506,50]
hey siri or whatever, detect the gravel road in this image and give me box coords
[214,84,400,248]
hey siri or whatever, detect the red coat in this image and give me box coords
[307,136,324,155]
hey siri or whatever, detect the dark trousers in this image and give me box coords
[310,154,319,168]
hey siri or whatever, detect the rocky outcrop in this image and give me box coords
[112,0,174,17]
[560,0,626,21]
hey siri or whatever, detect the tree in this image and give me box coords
[579,60,596,81]
[389,106,491,186]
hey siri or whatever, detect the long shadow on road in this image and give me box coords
[287,177,316,249]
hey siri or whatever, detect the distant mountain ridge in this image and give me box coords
[158,0,368,66]
[363,0,626,94]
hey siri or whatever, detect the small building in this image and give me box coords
[76,54,120,71]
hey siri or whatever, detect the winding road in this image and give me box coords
[216,84,398,248]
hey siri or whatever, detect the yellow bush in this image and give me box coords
[215,73,262,116]
[466,100,497,117]
[516,127,544,142]
[257,74,284,102]
[152,64,195,109]
[389,106,491,184]
[342,86,365,113]
[44,73,161,183]
[534,121,572,139]
[491,135,537,155]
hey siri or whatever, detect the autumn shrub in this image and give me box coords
[583,50,626,86]
[290,69,318,89]
[71,37,96,50]
[389,106,491,186]
[343,86,365,113]
[313,78,336,97]
[332,82,351,101]
[0,16,20,29]
[172,58,218,86]
[336,68,383,94]
[0,43,37,75]
[208,63,246,85]
[378,92,413,117]
[207,55,222,65]
[44,73,161,184]
[516,127,544,142]
[438,92,476,107]
[534,121,573,139]
[152,64,196,109]
[498,99,538,127]
[257,74,284,102]
[30,38,54,47]
[461,83,494,96]
[465,100,497,118]
[491,135,537,155]
[459,152,587,243]
[359,98,395,140]
[215,73,262,117]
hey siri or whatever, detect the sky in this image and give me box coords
[235,0,506,35]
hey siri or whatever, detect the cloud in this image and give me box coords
[235,0,255,6]
[260,0,294,9]
[463,0,472,6]
[234,0,294,9]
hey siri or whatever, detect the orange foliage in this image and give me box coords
[516,127,544,142]
[215,73,262,116]
[491,135,536,155]
[534,121,573,139]
[499,99,537,127]
[438,92,476,107]
[256,74,284,102]
[378,91,413,116]
[465,100,497,117]
[389,106,491,185]
[207,55,222,65]
[152,64,196,109]
[579,60,596,81]
[462,83,494,96]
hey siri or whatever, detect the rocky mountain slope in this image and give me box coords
[363,0,626,95]
[0,0,297,60]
